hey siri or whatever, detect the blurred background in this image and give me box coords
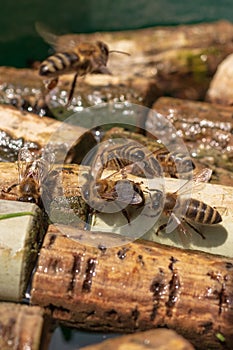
[0,0,233,67]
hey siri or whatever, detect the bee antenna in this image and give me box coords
[109,50,130,56]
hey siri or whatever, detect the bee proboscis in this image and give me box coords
[36,23,130,105]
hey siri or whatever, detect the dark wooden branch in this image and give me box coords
[31,225,233,350]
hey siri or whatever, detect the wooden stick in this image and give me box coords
[31,225,233,349]
[79,328,195,350]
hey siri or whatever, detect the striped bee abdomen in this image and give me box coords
[186,198,222,225]
[39,52,79,77]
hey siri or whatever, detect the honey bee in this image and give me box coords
[36,23,129,105]
[81,174,145,224]
[90,139,163,181]
[153,148,194,178]
[1,147,55,206]
[90,138,194,183]
[152,168,222,240]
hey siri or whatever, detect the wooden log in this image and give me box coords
[206,53,233,106]
[79,328,195,350]
[0,104,96,163]
[0,302,47,350]
[0,200,45,302]
[31,225,233,350]
[147,97,233,182]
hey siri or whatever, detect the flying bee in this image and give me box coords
[1,147,55,206]
[81,173,145,224]
[36,23,130,105]
[152,168,222,240]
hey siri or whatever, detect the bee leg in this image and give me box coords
[3,183,18,193]
[67,73,78,106]
[155,223,167,236]
[121,208,131,224]
[184,220,206,239]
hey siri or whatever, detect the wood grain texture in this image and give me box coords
[31,225,233,349]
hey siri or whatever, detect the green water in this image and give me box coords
[0,0,232,67]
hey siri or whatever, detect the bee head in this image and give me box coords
[97,41,109,61]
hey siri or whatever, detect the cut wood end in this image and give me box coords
[0,200,46,301]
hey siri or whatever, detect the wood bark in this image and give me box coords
[0,302,47,350]
[79,328,195,350]
[31,225,233,350]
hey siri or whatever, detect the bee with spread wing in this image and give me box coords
[36,23,129,105]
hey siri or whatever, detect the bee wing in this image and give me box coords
[175,168,212,196]
[17,147,35,182]
[35,22,80,52]
[165,168,213,234]
[35,149,55,182]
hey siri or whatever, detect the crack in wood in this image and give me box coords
[207,271,230,315]
[166,256,181,317]
[150,268,166,321]
[67,254,82,294]
[82,258,97,293]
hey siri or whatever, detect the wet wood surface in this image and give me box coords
[0,104,96,163]
[147,97,233,185]
[79,328,195,350]
[31,225,233,350]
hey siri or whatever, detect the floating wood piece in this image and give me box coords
[31,225,233,350]
[79,328,195,350]
[206,53,233,105]
[0,200,45,301]
[0,104,96,163]
[0,302,48,350]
